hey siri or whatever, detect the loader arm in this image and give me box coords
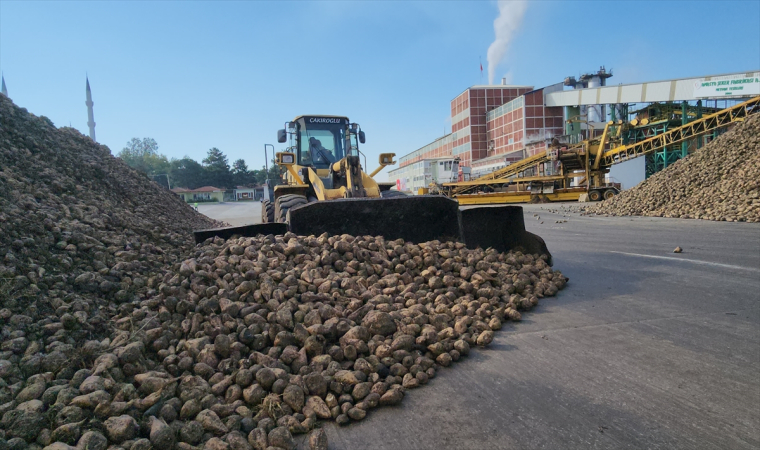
[345,156,367,198]
[369,153,397,178]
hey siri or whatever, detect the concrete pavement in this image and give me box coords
[322,205,760,450]
[197,201,262,226]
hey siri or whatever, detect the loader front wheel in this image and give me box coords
[603,189,617,201]
[275,194,308,223]
[380,190,407,198]
[588,190,602,202]
[261,200,275,223]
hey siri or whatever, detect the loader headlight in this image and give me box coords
[277,151,296,165]
[379,153,396,165]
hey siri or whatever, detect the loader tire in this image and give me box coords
[588,190,602,202]
[275,194,308,223]
[380,190,407,198]
[261,199,274,223]
[603,189,617,201]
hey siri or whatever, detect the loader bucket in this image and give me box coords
[288,196,461,244]
[459,205,551,265]
[192,196,552,264]
[288,196,552,264]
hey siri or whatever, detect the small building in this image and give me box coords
[171,186,225,203]
[233,186,266,201]
[234,187,255,200]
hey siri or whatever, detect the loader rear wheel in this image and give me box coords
[589,190,602,202]
[275,194,308,223]
[261,199,274,223]
[603,189,617,200]
[380,190,407,198]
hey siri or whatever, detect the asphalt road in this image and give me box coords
[200,201,760,449]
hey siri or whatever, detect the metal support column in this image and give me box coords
[681,101,688,158]
[696,100,703,149]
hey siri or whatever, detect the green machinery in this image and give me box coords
[626,101,724,178]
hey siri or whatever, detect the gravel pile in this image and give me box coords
[0,94,568,450]
[584,113,760,222]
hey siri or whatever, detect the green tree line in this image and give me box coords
[117,138,282,190]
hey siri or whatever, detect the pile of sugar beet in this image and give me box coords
[0,95,567,450]
[584,112,760,222]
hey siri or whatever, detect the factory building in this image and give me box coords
[389,68,760,193]
[394,82,533,171]
[389,79,567,192]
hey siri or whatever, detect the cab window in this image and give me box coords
[297,122,346,168]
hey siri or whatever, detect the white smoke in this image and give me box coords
[487,0,528,85]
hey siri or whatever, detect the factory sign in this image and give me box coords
[693,74,760,98]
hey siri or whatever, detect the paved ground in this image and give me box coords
[197,201,262,226]
[324,205,760,450]
[201,201,760,449]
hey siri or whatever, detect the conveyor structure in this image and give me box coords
[444,96,760,204]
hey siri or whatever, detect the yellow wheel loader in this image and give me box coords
[194,115,552,263]
[260,115,401,225]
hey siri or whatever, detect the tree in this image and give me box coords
[231,159,256,187]
[202,148,230,172]
[169,157,205,190]
[117,138,169,176]
[202,148,233,188]
[231,159,248,174]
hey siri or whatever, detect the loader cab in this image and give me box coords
[279,116,364,170]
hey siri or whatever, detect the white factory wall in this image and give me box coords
[388,158,459,193]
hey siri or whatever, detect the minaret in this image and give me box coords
[86,76,96,142]
[1,75,7,97]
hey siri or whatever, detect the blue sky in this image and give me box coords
[1,1,758,186]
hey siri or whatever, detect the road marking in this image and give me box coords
[609,251,760,272]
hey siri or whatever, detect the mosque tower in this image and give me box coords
[86,76,96,142]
